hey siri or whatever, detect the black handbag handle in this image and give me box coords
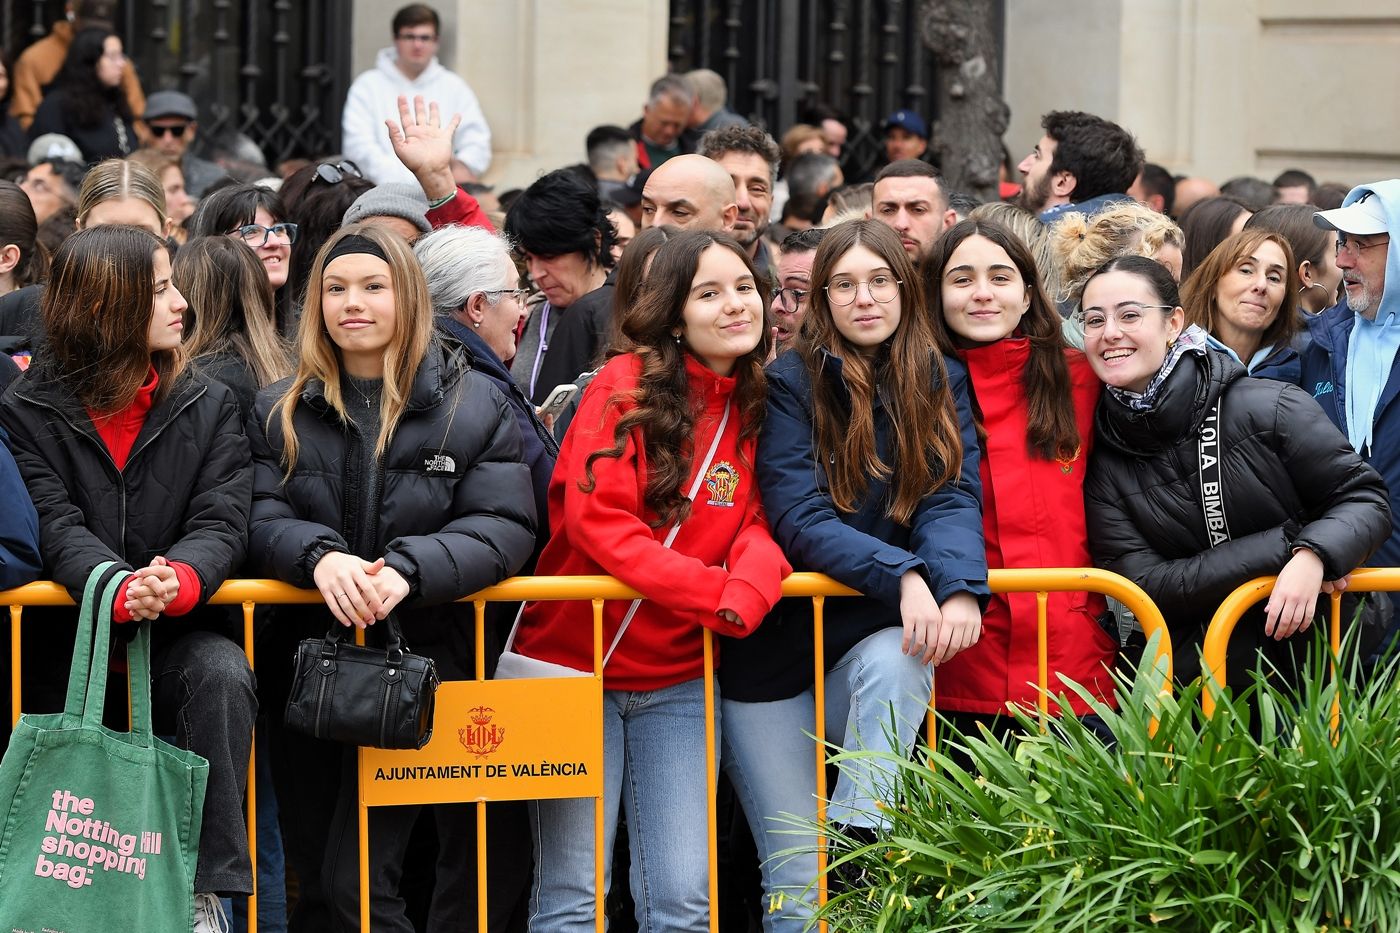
[319,612,408,667]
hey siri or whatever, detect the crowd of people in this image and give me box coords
[1,3,1398,933]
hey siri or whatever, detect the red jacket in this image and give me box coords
[936,340,1117,715]
[513,353,790,691]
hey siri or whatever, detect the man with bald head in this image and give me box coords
[1172,176,1220,220]
[640,153,738,232]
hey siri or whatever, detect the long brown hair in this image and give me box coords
[41,224,185,412]
[581,230,770,527]
[800,219,962,525]
[1181,228,1299,353]
[173,236,292,388]
[925,218,1080,461]
[0,181,49,288]
[270,225,434,473]
[75,159,167,230]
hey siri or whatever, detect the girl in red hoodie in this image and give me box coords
[924,218,1117,728]
[510,230,790,931]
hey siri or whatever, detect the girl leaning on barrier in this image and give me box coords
[507,229,790,932]
[0,223,256,932]
[721,219,988,928]
[1080,254,1391,691]
[246,224,536,931]
[924,218,1118,733]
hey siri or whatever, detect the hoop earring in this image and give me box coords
[1299,282,1329,295]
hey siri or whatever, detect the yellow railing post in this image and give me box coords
[1202,568,1400,721]
[242,600,258,933]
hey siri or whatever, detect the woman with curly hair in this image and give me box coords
[509,229,790,930]
[29,27,136,162]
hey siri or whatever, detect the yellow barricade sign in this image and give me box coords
[359,676,604,807]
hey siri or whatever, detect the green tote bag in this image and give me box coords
[0,562,209,932]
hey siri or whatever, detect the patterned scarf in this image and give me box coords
[1105,324,1209,412]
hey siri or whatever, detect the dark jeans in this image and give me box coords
[323,764,531,933]
[151,629,258,896]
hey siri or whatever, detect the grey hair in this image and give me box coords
[648,74,695,108]
[413,224,516,318]
[685,68,727,112]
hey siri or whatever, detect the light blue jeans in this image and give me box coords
[721,627,932,933]
[528,676,717,933]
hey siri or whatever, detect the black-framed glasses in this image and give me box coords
[481,288,529,304]
[314,160,363,186]
[1336,233,1390,258]
[1077,303,1173,333]
[150,124,188,138]
[824,275,900,307]
[774,287,807,312]
[229,222,299,247]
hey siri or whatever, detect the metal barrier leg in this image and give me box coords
[703,630,719,933]
[812,596,828,927]
[10,605,21,728]
[243,602,259,933]
[1035,591,1049,729]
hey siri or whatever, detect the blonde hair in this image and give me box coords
[968,201,1060,299]
[76,158,168,227]
[271,225,434,474]
[1050,201,1182,303]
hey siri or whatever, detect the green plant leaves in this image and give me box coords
[815,631,1400,932]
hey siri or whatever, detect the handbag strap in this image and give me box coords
[504,397,734,668]
[1198,394,1231,547]
[63,561,119,720]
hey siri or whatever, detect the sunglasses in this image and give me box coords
[150,124,188,138]
[314,160,363,185]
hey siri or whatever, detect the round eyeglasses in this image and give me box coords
[824,275,900,307]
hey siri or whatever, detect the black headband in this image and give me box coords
[325,233,389,266]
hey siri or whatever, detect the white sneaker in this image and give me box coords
[193,892,230,933]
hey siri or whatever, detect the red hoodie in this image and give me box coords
[513,353,790,691]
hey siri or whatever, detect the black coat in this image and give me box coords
[531,279,616,406]
[247,341,537,672]
[1086,349,1391,686]
[0,367,252,598]
[30,92,135,162]
[0,367,252,707]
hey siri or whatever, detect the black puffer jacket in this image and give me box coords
[1086,349,1391,686]
[0,368,252,692]
[247,341,537,671]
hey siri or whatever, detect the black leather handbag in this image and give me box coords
[284,614,440,750]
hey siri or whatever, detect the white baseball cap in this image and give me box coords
[1314,190,1389,236]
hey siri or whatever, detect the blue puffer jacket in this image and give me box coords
[1300,302,1400,580]
[720,349,989,702]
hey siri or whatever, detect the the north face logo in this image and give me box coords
[423,453,458,474]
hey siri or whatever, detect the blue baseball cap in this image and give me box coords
[882,109,928,139]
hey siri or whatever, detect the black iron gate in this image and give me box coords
[3,0,352,167]
[668,0,1004,177]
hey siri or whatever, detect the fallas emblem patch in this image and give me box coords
[705,461,740,507]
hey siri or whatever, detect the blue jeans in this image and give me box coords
[528,677,716,933]
[721,627,932,933]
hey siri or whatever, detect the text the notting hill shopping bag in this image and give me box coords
[0,562,209,933]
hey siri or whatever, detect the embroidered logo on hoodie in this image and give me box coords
[705,461,739,507]
[421,449,462,476]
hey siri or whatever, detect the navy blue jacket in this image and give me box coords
[721,349,989,702]
[0,426,41,590]
[437,316,558,548]
[1300,302,1400,577]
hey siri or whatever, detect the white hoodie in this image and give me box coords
[341,47,491,185]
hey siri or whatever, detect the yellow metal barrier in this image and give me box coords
[3,568,1168,932]
[1201,567,1400,721]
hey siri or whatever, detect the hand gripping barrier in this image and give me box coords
[3,569,1169,932]
[1201,568,1400,728]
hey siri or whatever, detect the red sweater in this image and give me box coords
[513,353,790,691]
[936,341,1116,715]
[88,368,201,621]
